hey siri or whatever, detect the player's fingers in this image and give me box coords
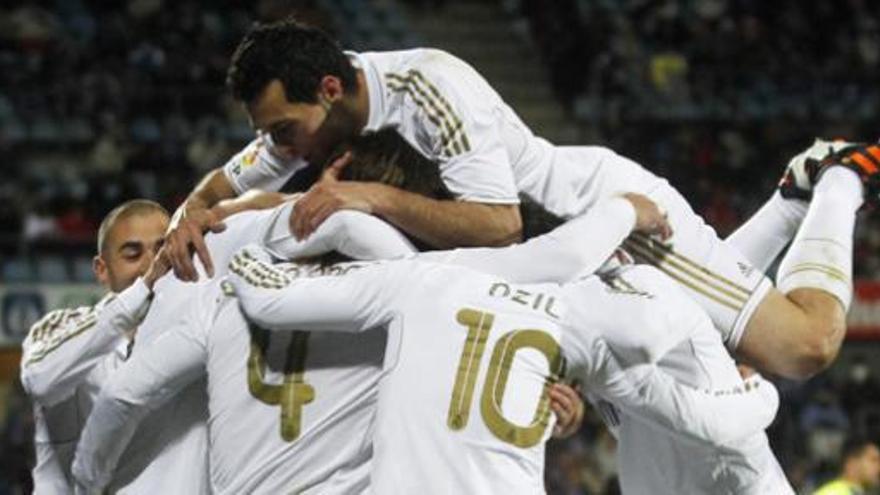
[307,202,340,236]
[168,233,191,281]
[189,224,213,279]
[292,195,314,240]
[323,151,352,181]
[173,225,199,282]
[208,220,227,234]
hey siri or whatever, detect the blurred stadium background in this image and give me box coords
[0,0,878,493]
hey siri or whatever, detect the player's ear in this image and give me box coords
[93,255,110,287]
[319,75,344,103]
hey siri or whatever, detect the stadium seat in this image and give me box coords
[36,256,70,283]
[1,257,34,283]
[72,256,96,283]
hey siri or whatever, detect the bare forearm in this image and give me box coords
[371,184,522,248]
[211,190,293,221]
[184,168,238,212]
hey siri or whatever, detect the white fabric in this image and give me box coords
[20,280,150,493]
[776,167,861,309]
[418,196,635,283]
[71,202,415,494]
[227,252,787,494]
[219,49,776,351]
[564,266,793,494]
[726,191,808,272]
[223,135,307,195]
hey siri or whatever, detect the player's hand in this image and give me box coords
[165,204,226,282]
[550,382,585,438]
[291,152,377,239]
[622,193,672,240]
[143,245,171,290]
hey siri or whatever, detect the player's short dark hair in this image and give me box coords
[97,199,168,256]
[227,18,356,104]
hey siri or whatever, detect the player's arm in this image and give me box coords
[419,194,670,284]
[70,324,207,492]
[226,245,408,333]
[290,159,522,248]
[167,135,304,282]
[579,338,779,448]
[264,201,417,261]
[20,279,153,407]
[293,60,528,248]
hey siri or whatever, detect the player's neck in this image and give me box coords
[352,69,370,133]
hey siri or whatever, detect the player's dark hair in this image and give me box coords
[337,129,455,201]
[227,18,356,104]
[518,195,565,239]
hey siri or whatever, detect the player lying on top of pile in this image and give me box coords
[168,18,879,382]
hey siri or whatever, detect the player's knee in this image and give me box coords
[796,318,844,378]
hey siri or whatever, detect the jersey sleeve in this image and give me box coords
[264,203,417,261]
[566,333,779,448]
[70,310,208,492]
[20,279,153,407]
[226,244,411,333]
[417,196,636,283]
[387,58,518,204]
[222,135,307,194]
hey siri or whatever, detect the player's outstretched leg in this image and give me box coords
[738,141,880,378]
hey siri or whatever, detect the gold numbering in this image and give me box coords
[447,309,562,448]
[248,325,315,442]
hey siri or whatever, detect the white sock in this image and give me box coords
[726,191,808,272]
[776,167,862,309]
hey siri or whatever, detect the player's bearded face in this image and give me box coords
[249,80,359,166]
[94,212,168,293]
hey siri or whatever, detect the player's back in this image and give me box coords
[372,262,565,494]
[561,265,791,494]
[201,267,386,495]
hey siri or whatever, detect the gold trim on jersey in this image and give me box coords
[779,262,850,285]
[23,294,115,366]
[229,250,291,290]
[386,70,471,158]
[623,234,751,312]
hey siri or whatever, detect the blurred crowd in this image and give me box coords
[0,0,414,256]
[2,0,880,494]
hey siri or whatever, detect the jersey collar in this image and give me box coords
[346,51,385,134]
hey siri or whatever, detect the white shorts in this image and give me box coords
[621,182,773,350]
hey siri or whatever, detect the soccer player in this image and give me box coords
[19,200,209,494]
[166,18,873,381]
[813,436,880,495]
[222,243,788,493]
[71,192,671,493]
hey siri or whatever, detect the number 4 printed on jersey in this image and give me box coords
[447,309,565,448]
[247,323,315,442]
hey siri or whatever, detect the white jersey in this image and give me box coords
[20,279,150,494]
[222,48,773,349]
[565,266,793,494]
[72,202,415,494]
[227,250,782,495]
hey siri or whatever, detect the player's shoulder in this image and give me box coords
[22,294,114,362]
